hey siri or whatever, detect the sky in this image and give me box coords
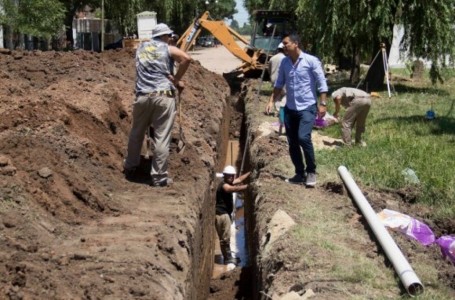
[233,0,249,26]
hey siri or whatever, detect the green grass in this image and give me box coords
[318,72,455,219]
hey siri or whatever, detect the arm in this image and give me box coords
[266,61,285,114]
[333,96,341,119]
[318,92,327,118]
[169,45,192,91]
[312,58,329,117]
[223,183,248,193]
[233,171,251,185]
[266,88,283,114]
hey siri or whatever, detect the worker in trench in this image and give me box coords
[123,23,192,187]
[216,166,250,265]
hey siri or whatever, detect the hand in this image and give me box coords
[175,80,185,93]
[318,105,327,118]
[265,101,275,115]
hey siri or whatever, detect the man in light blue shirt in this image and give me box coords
[266,34,328,187]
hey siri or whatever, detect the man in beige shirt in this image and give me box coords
[331,87,371,147]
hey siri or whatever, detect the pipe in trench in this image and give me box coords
[337,165,424,297]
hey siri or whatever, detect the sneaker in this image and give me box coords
[305,173,317,187]
[355,141,367,147]
[151,177,173,187]
[285,174,304,184]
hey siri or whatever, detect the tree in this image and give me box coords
[103,0,237,36]
[230,19,239,30]
[243,0,455,89]
[0,0,65,49]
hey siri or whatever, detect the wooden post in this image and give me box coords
[101,0,104,52]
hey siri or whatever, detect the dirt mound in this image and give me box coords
[0,49,229,298]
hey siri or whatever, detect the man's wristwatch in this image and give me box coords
[320,101,327,106]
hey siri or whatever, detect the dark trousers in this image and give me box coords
[284,104,317,175]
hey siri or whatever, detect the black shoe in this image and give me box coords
[285,174,304,184]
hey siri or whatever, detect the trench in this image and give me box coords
[203,80,259,299]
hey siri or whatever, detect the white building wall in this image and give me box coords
[388,25,406,67]
[137,11,157,39]
[388,24,451,68]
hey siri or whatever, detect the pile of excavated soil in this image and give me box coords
[0,48,230,299]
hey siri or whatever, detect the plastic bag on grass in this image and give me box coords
[314,112,338,129]
[435,236,455,264]
[377,209,435,246]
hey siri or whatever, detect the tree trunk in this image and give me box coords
[350,45,360,84]
[6,26,13,50]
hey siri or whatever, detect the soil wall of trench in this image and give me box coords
[0,49,232,299]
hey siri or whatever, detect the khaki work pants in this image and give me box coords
[124,94,176,178]
[215,213,232,259]
[341,97,371,145]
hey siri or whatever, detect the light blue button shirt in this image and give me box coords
[275,52,328,111]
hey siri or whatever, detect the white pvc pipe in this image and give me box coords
[338,166,424,296]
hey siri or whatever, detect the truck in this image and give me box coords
[177,10,294,78]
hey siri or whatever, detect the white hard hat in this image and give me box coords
[222,165,236,175]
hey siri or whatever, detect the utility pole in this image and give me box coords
[100,0,104,52]
[0,4,3,49]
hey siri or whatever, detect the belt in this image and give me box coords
[140,90,175,97]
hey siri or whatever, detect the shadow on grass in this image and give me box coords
[327,80,450,96]
[372,114,455,136]
[392,83,451,96]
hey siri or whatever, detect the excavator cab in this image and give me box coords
[241,10,294,78]
[250,10,294,55]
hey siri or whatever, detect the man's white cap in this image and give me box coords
[222,165,236,175]
[277,42,284,49]
[152,23,173,38]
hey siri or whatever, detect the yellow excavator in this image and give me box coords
[177,10,293,78]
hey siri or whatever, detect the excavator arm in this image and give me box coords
[177,11,263,73]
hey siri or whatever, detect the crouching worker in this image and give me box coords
[216,165,251,265]
[331,87,372,147]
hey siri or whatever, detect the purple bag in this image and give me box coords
[407,219,436,246]
[435,236,455,264]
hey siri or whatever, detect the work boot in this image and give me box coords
[221,244,236,265]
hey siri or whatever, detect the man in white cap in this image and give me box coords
[215,165,250,265]
[268,43,287,135]
[123,23,192,187]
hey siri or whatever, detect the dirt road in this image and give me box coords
[190,44,245,75]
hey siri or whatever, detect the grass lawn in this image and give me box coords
[318,69,455,220]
